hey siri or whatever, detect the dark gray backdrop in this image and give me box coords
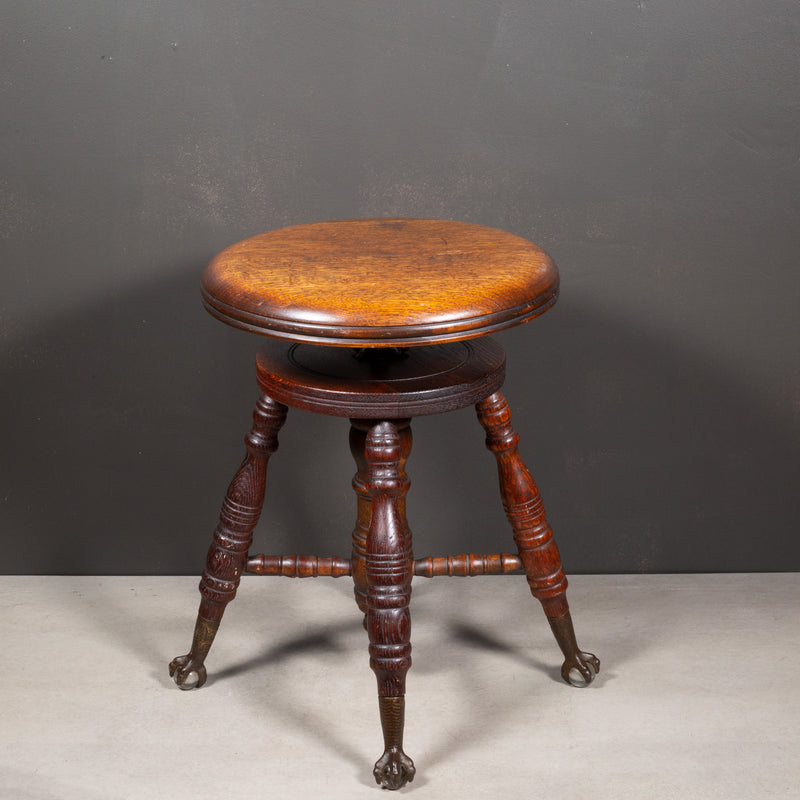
[2,1,798,574]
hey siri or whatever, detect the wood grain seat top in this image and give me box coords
[202,218,559,347]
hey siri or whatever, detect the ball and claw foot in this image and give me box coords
[561,651,600,688]
[168,654,208,690]
[374,747,416,791]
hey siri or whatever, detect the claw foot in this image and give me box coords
[561,651,600,687]
[373,747,415,790]
[168,654,208,690]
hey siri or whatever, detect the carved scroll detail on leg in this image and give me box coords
[169,394,288,689]
[364,421,415,789]
[476,392,599,687]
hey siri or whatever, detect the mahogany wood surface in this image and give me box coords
[202,218,559,347]
[413,552,522,577]
[476,392,569,615]
[349,424,371,620]
[169,394,287,689]
[241,552,526,578]
[476,392,600,686]
[350,421,414,626]
[363,421,415,788]
[256,337,505,417]
[245,554,352,578]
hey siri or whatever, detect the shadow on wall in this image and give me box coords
[1,268,797,574]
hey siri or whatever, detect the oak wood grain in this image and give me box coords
[202,218,559,346]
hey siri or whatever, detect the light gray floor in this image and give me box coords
[2,574,798,799]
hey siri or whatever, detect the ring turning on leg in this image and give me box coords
[169,394,288,688]
[351,422,414,629]
[476,392,599,687]
[363,420,416,789]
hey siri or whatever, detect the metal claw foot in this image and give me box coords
[168,654,207,690]
[372,696,414,790]
[168,616,219,690]
[561,651,600,687]
[373,747,416,790]
[548,611,600,687]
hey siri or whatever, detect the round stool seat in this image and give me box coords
[202,218,559,347]
[255,337,505,418]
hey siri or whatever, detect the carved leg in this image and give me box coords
[476,392,599,687]
[362,420,415,790]
[350,421,413,628]
[350,425,370,625]
[169,394,288,689]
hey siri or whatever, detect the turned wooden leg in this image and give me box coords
[350,425,371,624]
[476,392,600,687]
[362,420,415,790]
[350,421,413,628]
[169,394,288,689]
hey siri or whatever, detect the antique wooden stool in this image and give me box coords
[169,218,599,790]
